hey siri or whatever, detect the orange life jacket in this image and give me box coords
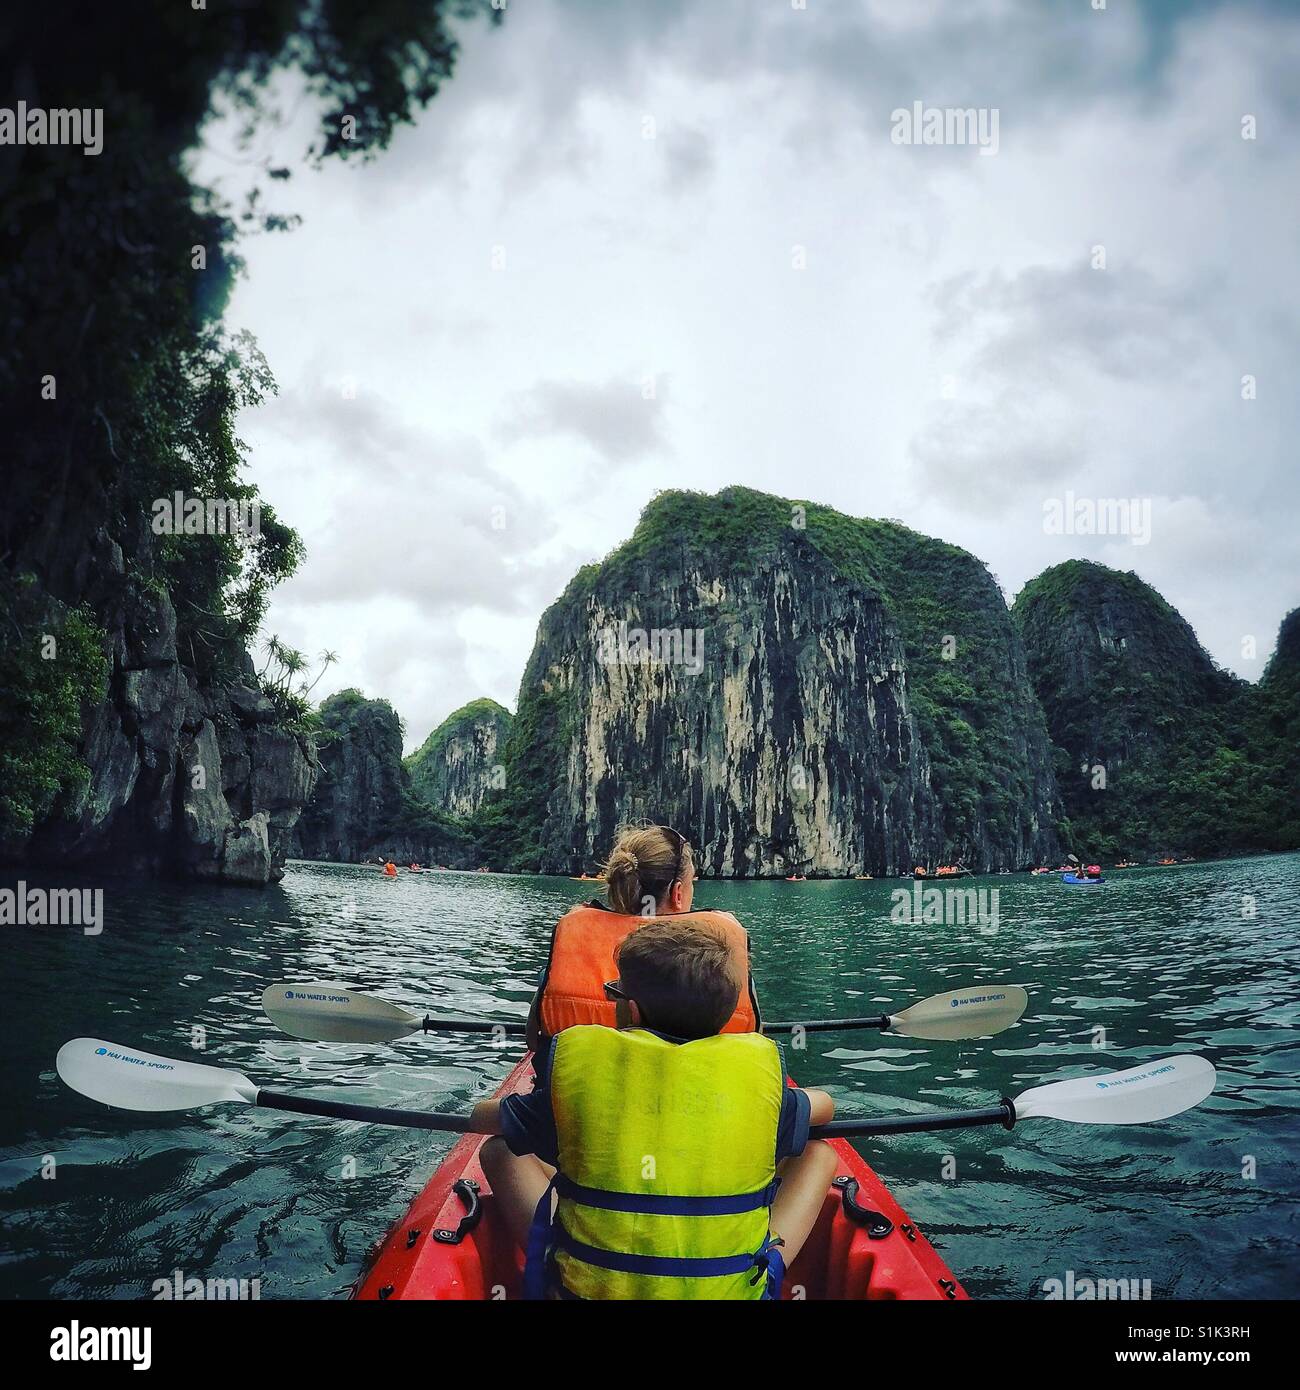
[536,905,760,1039]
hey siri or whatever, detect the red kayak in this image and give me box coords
[353,1055,968,1301]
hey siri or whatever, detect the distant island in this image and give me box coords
[6,484,1297,881]
[292,489,1300,876]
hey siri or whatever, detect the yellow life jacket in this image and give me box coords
[527,1026,786,1300]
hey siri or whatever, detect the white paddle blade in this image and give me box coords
[261,983,421,1043]
[890,985,1029,1040]
[1016,1054,1216,1125]
[57,1038,257,1112]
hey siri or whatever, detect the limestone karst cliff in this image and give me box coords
[478,487,1063,875]
[1014,562,1299,857]
[2,531,315,885]
[405,699,513,818]
[289,690,476,866]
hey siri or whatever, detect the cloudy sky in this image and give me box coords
[195,0,1300,751]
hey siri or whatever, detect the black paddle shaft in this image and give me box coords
[417,1014,892,1036]
[255,1088,1015,1140]
[763,1015,890,1034]
[256,1088,476,1132]
[812,1100,1016,1140]
[423,1016,526,1035]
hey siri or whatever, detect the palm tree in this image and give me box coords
[275,647,306,695]
[302,649,338,698]
[257,633,283,680]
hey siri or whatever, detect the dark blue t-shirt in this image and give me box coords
[499,1032,811,1169]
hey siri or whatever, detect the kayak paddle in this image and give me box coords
[816,1053,1217,1137]
[57,1039,1213,1139]
[772,985,1030,1041]
[260,982,1029,1044]
[261,983,519,1043]
[56,1038,476,1132]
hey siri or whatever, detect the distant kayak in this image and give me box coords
[1062,872,1104,885]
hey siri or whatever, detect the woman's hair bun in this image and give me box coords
[601,825,692,915]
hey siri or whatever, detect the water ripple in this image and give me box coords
[1,854,1296,1299]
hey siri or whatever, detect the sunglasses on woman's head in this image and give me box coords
[656,825,687,883]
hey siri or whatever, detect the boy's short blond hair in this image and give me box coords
[615,919,741,1039]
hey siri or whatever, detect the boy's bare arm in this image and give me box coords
[469,1098,505,1134]
[800,1088,834,1127]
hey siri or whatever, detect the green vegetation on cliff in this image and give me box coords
[1240,608,1300,849]
[472,681,570,869]
[1013,562,1297,858]
[1,3,499,873]
[0,579,109,841]
[406,698,513,812]
[296,690,475,862]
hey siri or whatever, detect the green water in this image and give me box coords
[2,856,1297,1300]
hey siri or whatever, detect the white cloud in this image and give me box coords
[497,375,668,465]
[194,0,1300,752]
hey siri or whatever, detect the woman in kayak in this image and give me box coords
[473,918,836,1299]
[524,824,760,1055]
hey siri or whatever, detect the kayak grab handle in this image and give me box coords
[433,1179,483,1245]
[832,1175,892,1239]
[811,1099,1016,1140]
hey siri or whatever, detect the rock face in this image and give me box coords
[16,542,316,884]
[1252,608,1300,848]
[1013,561,1226,765]
[290,690,476,866]
[1013,562,1298,858]
[489,487,1063,875]
[405,699,513,817]
[1261,607,1300,691]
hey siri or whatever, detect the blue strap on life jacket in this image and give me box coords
[757,1237,786,1301]
[522,1178,558,1301]
[552,1174,778,1216]
[517,1178,784,1295]
[550,1229,766,1279]
[522,1176,784,1297]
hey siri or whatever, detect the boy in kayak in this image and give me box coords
[471,918,837,1299]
